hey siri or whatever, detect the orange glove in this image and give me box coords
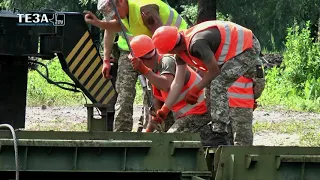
[102,58,114,79]
[156,105,170,121]
[128,55,151,75]
[144,116,163,132]
[185,85,201,105]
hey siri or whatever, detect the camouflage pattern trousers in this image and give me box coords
[205,85,255,146]
[167,112,217,147]
[209,36,262,143]
[113,50,150,132]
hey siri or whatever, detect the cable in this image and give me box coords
[0,124,19,180]
[28,60,80,92]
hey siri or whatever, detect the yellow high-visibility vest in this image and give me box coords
[117,0,187,51]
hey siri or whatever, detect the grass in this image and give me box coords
[253,119,320,146]
[27,58,144,107]
[26,118,87,132]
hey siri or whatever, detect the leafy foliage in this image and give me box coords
[216,0,319,51]
[180,3,230,25]
[259,21,320,112]
[3,0,88,12]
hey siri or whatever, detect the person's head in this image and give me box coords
[152,26,186,54]
[97,0,129,21]
[130,35,158,69]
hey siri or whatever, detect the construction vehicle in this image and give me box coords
[1,8,320,180]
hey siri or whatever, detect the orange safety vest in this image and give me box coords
[178,20,253,71]
[228,76,254,108]
[151,56,207,118]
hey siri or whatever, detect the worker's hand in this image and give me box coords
[143,128,153,133]
[185,85,201,105]
[84,11,99,25]
[151,116,166,132]
[102,58,114,79]
[143,115,164,133]
[128,54,151,75]
[156,105,170,121]
[253,101,258,111]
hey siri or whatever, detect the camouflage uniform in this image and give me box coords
[227,108,253,145]
[204,74,265,146]
[209,36,262,145]
[113,50,150,132]
[167,112,215,146]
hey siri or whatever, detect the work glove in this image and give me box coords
[144,116,165,132]
[156,105,170,121]
[144,106,165,132]
[185,85,201,105]
[102,58,114,79]
[128,55,151,75]
[143,128,153,132]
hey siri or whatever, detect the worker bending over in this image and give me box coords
[129,35,215,146]
[84,0,188,132]
[151,20,264,146]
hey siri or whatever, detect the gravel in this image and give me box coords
[24,105,320,146]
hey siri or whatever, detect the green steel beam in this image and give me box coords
[0,130,211,179]
[211,146,320,180]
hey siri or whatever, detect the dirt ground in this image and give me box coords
[24,105,320,146]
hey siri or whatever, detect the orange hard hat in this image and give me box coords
[130,35,155,58]
[152,26,179,54]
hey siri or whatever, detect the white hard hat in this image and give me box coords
[97,0,115,21]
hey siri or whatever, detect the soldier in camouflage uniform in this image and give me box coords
[128,35,215,146]
[151,21,263,147]
[113,48,151,132]
[85,0,188,132]
[101,24,150,132]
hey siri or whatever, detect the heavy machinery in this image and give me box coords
[1,8,320,180]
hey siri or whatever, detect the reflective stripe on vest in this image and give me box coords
[121,0,188,38]
[216,21,251,65]
[178,20,253,71]
[228,92,254,99]
[165,6,183,28]
[175,91,205,118]
[232,81,253,88]
[228,76,254,108]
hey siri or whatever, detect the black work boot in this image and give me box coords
[203,132,229,147]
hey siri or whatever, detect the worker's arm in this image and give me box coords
[144,72,174,92]
[140,4,163,34]
[163,57,187,109]
[103,29,116,59]
[84,11,122,32]
[145,98,164,132]
[95,19,122,32]
[153,96,164,111]
[144,56,176,92]
[189,40,220,90]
